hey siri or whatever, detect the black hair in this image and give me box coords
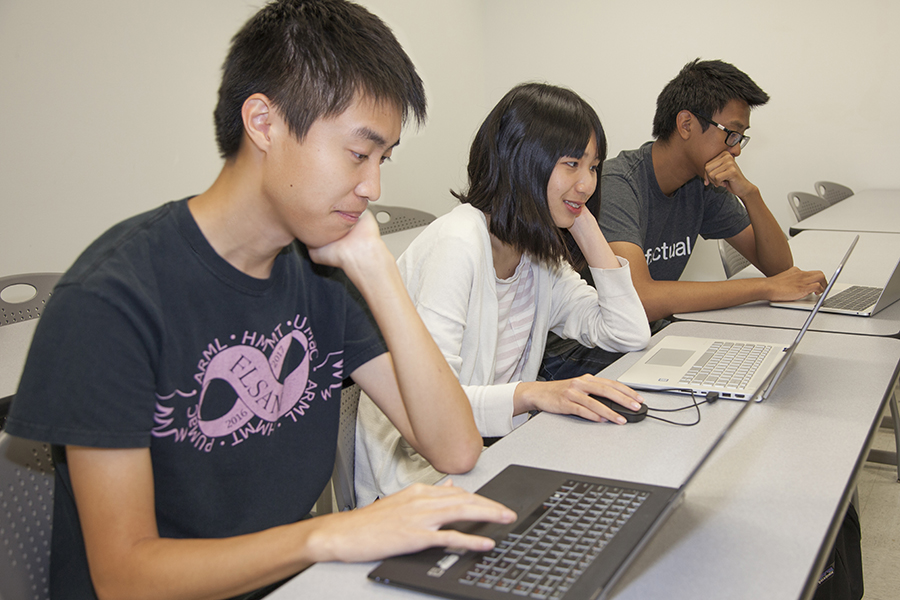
[652,59,769,142]
[214,0,427,159]
[453,82,607,270]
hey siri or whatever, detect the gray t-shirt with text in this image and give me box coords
[599,141,750,281]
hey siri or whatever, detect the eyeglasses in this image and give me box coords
[692,112,750,149]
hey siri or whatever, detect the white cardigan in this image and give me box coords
[355,204,650,506]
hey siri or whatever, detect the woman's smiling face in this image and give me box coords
[546,134,600,229]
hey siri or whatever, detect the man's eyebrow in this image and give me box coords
[353,126,400,149]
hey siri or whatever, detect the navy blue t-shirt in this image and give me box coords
[7,199,385,598]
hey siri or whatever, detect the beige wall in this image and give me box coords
[2,0,897,279]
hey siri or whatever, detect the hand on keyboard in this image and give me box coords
[765,267,827,301]
[309,480,517,563]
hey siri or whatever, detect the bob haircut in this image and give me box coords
[652,59,769,142]
[453,82,607,270]
[214,0,427,159]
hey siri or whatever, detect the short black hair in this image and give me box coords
[453,83,606,270]
[652,59,769,142]
[214,0,427,159]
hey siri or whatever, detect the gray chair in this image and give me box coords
[315,383,361,514]
[0,433,54,600]
[717,239,751,279]
[814,181,854,206]
[369,205,435,235]
[0,274,60,599]
[787,191,830,222]
[2,274,62,429]
[0,274,60,327]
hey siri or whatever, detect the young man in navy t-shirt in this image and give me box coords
[6,2,515,598]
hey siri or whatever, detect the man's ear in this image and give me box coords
[675,110,694,141]
[241,93,274,153]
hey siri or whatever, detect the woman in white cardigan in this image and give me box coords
[355,83,651,505]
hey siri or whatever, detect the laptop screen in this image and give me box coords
[755,234,858,400]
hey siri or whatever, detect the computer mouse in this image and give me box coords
[590,395,648,423]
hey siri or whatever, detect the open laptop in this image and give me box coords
[770,253,900,316]
[616,235,858,402]
[369,398,755,600]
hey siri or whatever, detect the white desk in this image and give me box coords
[674,230,900,337]
[269,321,900,600]
[789,189,900,236]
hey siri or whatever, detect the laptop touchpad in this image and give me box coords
[647,348,695,367]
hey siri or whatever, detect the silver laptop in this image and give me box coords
[369,396,756,600]
[617,236,858,402]
[770,253,900,316]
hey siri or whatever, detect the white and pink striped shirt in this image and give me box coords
[493,256,536,384]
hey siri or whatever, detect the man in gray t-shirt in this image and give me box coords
[599,59,826,322]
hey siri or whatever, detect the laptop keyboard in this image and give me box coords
[458,479,649,599]
[678,341,772,390]
[823,285,882,311]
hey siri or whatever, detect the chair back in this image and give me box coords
[814,181,854,205]
[1,274,61,429]
[314,383,361,515]
[0,274,59,598]
[717,239,751,279]
[332,384,361,512]
[787,191,830,222]
[0,433,54,600]
[369,206,435,235]
[0,274,60,327]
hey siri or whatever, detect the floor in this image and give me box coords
[857,409,900,600]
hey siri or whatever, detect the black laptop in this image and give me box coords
[368,399,755,600]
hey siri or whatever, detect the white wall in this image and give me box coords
[2,0,897,280]
[0,0,254,275]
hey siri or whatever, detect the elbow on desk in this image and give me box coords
[607,322,652,353]
[628,326,652,351]
[428,438,481,475]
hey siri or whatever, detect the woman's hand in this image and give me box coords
[513,375,644,425]
[568,210,620,269]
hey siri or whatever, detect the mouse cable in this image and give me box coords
[644,390,719,427]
